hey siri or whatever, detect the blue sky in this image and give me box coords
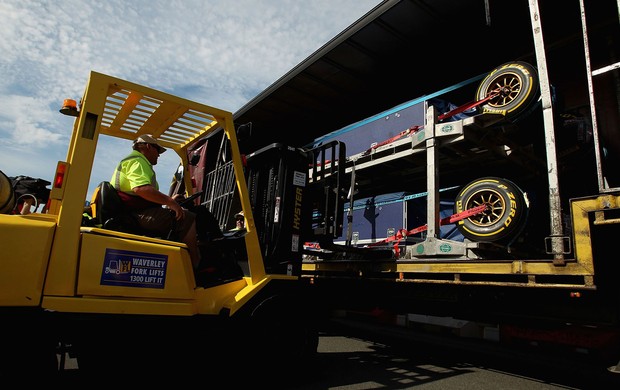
[0,0,381,201]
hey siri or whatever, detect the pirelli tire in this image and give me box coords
[454,177,529,243]
[476,61,540,121]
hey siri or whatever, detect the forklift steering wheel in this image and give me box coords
[177,191,203,207]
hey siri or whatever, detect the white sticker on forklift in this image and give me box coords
[293,171,306,187]
[100,249,168,289]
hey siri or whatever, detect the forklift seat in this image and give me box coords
[88,181,142,234]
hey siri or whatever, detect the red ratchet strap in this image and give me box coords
[362,90,501,156]
[361,125,422,156]
[438,90,500,121]
[304,242,321,249]
[368,204,488,257]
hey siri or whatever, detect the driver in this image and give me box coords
[111,134,201,269]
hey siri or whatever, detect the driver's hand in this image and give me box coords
[168,201,185,221]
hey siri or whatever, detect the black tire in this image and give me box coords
[0,170,16,214]
[247,291,319,381]
[476,61,539,120]
[0,312,60,381]
[454,177,529,243]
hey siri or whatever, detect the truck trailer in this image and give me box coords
[288,0,620,366]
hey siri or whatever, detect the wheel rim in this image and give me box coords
[465,189,506,227]
[485,71,524,108]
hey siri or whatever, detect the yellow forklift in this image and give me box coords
[0,71,318,380]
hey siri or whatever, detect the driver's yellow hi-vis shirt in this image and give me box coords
[111,150,159,194]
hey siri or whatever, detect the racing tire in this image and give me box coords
[454,177,529,243]
[476,61,540,120]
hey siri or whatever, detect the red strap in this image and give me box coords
[368,204,488,249]
[362,92,502,157]
[362,125,422,156]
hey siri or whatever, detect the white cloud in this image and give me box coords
[0,0,380,199]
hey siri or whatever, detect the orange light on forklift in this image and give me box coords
[53,162,67,189]
[570,292,581,298]
[59,99,79,117]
